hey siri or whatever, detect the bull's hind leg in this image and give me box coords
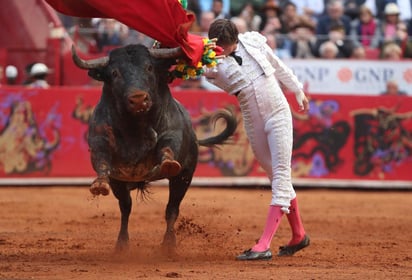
[110,179,132,251]
[161,170,192,254]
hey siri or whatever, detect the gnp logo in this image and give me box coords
[337,67,352,83]
[403,68,412,83]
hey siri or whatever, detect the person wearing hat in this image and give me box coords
[372,2,402,47]
[27,63,51,89]
[5,65,18,85]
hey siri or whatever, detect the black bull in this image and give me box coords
[72,44,237,251]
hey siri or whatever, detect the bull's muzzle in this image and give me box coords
[128,91,152,113]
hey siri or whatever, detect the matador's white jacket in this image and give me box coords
[205,31,304,212]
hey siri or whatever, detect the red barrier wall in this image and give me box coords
[0,86,411,188]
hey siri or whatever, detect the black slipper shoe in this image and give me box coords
[277,234,310,256]
[236,248,272,261]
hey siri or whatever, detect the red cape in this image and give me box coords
[45,0,204,65]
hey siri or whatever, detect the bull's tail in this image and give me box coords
[198,109,238,147]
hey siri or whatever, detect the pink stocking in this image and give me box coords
[252,205,283,252]
[286,197,306,245]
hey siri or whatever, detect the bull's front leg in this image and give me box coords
[90,154,111,196]
[90,175,111,196]
[159,147,182,178]
[110,180,132,251]
[89,125,115,196]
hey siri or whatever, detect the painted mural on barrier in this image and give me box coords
[0,91,61,175]
[0,87,411,182]
[351,107,412,179]
[291,99,351,178]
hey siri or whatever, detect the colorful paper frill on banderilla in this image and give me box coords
[171,38,223,80]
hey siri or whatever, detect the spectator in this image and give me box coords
[5,65,18,85]
[229,0,258,17]
[264,32,292,59]
[259,0,281,32]
[318,40,340,58]
[122,29,155,48]
[212,0,231,19]
[381,79,407,95]
[187,0,202,25]
[198,11,216,37]
[289,0,325,21]
[279,1,316,34]
[73,18,99,53]
[289,20,317,58]
[22,62,36,85]
[372,3,402,47]
[260,15,283,35]
[200,0,230,16]
[377,21,412,58]
[363,0,388,20]
[316,0,352,36]
[27,63,51,89]
[351,5,379,48]
[344,0,365,21]
[198,11,219,90]
[351,45,367,58]
[395,22,412,58]
[380,41,402,59]
[238,2,262,31]
[231,16,249,33]
[315,21,356,58]
[95,19,129,52]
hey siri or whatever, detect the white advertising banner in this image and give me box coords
[285,59,412,95]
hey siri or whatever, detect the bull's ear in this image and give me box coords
[88,69,105,81]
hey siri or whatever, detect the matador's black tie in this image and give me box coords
[230,52,242,66]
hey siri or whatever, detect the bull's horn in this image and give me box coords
[71,45,109,69]
[148,47,183,58]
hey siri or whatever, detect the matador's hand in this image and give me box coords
[300,94,310,112]
[296,90,310,113]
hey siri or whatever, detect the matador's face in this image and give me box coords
[221,42,238,56]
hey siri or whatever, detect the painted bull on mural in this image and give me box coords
[71,44,237,252]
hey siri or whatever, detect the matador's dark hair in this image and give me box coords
[208,19,239,47]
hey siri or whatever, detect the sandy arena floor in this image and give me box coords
[0,185,411,280]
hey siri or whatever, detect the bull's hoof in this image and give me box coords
[159,159,181,177]
[161,240,177,257]
[161,244,177,258]
[90,178,110,196]
[115,239,129,252]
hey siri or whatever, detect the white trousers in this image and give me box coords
[237,75,296,213]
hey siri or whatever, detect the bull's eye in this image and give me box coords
[111,69,119,78]
[146,65,153,72]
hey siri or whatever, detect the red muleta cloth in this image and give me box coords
[45,0,205,66]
